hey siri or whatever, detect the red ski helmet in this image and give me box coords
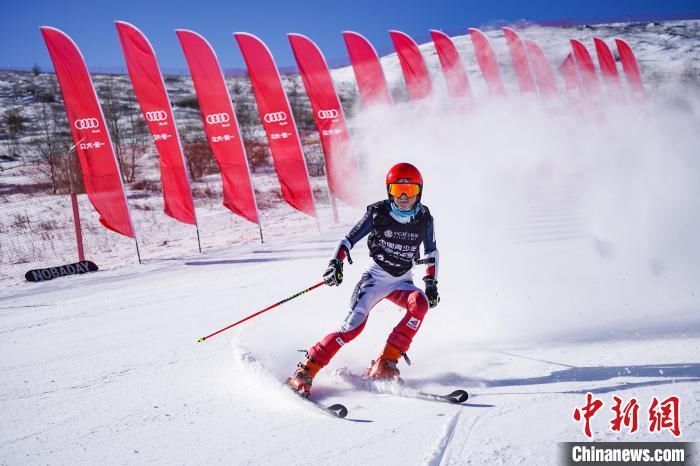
[386,163,423,200]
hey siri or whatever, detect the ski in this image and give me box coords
[292,388,349,419]
[315,402,349,418]
[334,368,469,405]
[415,389,469,404]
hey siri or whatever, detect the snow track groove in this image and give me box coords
[422,409,461,465]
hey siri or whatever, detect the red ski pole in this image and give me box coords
[197,281,325,343]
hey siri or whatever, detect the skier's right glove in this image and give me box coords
[423,276,440,308]
[323,259,344,286]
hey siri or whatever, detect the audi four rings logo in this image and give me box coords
[317,109,339,120]
[146,111,168,122]
[206,113,230,125]
[74,118,99,130]
[264,112,287,123]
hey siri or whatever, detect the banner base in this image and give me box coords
[25,260,99,283]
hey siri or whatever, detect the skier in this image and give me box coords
[287,162,440,397]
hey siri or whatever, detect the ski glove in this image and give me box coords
[323,259,344,286]
[423,276,440,308]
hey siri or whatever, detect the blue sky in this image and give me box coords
[2,0,698,72]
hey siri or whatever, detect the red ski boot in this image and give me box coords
[366,343,404,383]
[286,353,321,398]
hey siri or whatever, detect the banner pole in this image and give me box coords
[134,236,142,264]
[195,220,202,253]
[65,138,85,262]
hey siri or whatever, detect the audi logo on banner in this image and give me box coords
[317,109,339,120]
[74,118,99,130]
[205,113,230,125]
[146,111,168,122]
[263,112,287,123]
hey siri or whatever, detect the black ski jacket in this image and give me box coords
[342,200,437,277]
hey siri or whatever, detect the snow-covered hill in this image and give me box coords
[2,20,699,162]
[331,20,700,98]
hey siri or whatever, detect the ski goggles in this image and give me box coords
[387,183,421,198]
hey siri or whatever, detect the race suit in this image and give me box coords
[308,200,439,367]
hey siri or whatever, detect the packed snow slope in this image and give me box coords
[1,230,698,465]
[3,20,700,465]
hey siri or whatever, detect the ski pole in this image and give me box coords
[197,281,325,343]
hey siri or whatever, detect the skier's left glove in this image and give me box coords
[423,276,440,308]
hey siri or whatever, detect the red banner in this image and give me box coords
[615,38,645,98]
[389,30,432,101]
[176,29,259,224]
[570,39,601,98]
[502,27,537,93]
[523,39,559,97]
[40,27,135,238]
[115,21,196,225]
[559,53,585,103]
[234,32,316,217]
[468,28,506,96]
[288,33,360,207]
[593,38,620,83]
[594,37,624,100]
[429,30,472,100]
[342,31,392,106]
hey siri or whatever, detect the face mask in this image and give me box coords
[390,201,421,223]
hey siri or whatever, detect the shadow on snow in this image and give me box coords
[408,363,700,395]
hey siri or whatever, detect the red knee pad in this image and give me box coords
[407,291,429,317]
[388,291,428,352]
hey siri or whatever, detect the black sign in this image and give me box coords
[25,260,98,282]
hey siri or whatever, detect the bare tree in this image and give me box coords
[97,82,128,179]
[122,104,147,183]
[34,101,65,193]
[2,108,27,162]
[231,75,271,172]
[286,76,327,176]
[287,77,315,133]
[183,138,217,181]
[31,75,79,194]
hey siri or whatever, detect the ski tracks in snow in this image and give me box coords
[420,402,494,466]
[421,409,461,465]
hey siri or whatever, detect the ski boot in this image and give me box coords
[286,352,321,398]
[365,343,405,384]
